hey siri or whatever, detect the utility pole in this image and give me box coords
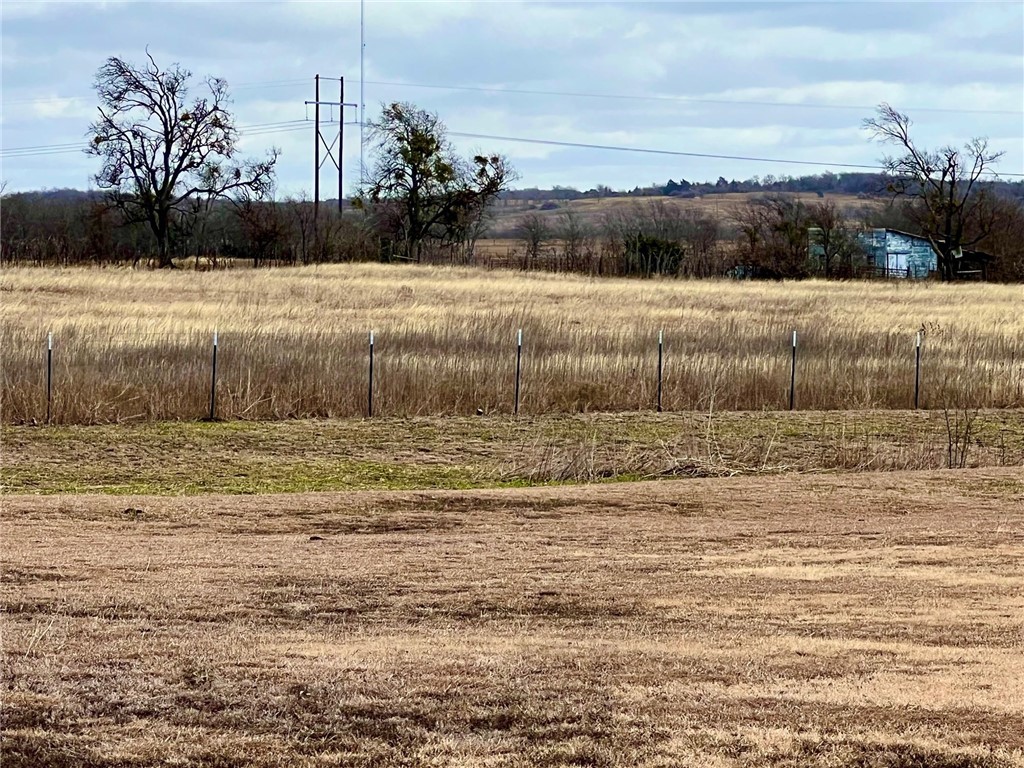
[360,0,366,184]
[305,75,357,227]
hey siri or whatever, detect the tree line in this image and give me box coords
[2,52,1022,281]
[506,172,1024,202]
[500,194,1023,281]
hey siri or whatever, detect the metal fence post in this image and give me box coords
[368,330,375,418]
[209,330,218,420]
[914,331,922,409]
[789,330,797,411]
[514,328,523,416]
[656,328,664,413]
[46,332,53,424]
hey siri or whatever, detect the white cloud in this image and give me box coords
[30,96,93,119]
[0,0,1020,192]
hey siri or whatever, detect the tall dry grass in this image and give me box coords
[2,264,1022,424]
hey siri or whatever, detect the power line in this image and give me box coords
[449,131,881,169]
[0,141,84,151]
[1,120,311,157]
[445,130,1024,178]
[4,121,1021,179]
[5,78,1021,117]
[365,79,1024,117]
[0,78,310,106]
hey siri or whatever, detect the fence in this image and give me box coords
[7,325,1022,425]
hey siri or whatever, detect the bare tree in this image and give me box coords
[732,195,811,278]
[557,207,592,273]
[87,52,278,268]
[232,186,286,268]
[515,212,549,270]
[864,103,1004,281]
[679,210,720,277]
[807,199,861,277]
[603,201,687,277]
[284,193,317,264]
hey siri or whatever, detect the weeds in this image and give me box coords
[945,406,980,469]
[3,265,1024,424]
[4,411,1021,494]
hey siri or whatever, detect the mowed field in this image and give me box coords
[3,265,1023,765]
[3,468,1023,766]
[3,263,1023,422]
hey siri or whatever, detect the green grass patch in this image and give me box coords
[3,410,1022,496]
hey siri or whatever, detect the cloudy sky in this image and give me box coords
[2,0,1022,195]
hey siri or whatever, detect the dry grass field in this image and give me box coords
[3,469,1023,766]
[3,410,1024,495]
[2,264,1023,423]
[476,192,877,259]
[3,262,1022,765]
[486,191,871,230]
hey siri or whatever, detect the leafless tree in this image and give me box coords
[679,210,720,277]
[807,199,861,277]
[283,193,317,264]
[732,195,810,278]
[515,212,549,270]
[87,52,278,267]
[232,185,286,268]
[864,103,1004,280]
[557,208,592,272]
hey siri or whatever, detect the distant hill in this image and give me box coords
[500,172,1024,203]
[4,188,104,203]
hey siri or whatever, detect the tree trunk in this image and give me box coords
[157,239,174,269]
[155,210,175,268]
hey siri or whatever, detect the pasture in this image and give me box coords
[3,468,1022,766]
[3,264,1022,766]
[484,191,874,231]
[2,264,1023,423]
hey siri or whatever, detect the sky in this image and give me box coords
[2,0,1022,196]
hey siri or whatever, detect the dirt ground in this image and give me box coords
[3,468,1022,766]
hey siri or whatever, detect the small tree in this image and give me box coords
[87,52,278,268]
[359,102,515,263]
[733,195,811,278]
[679,210,720,277]
[516,212,549,271]
[864,103,1004,281]
[807,199,861,277]
[557,207,592,273]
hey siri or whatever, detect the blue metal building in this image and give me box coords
[808,227,939,278]
[856,228,937,278]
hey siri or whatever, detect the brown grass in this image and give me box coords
[486,191,872,230]
[3,410,1023,495]
[3,468,1023,766]
[2,264,1023,424]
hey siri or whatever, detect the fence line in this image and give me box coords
[20,327,961,424]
